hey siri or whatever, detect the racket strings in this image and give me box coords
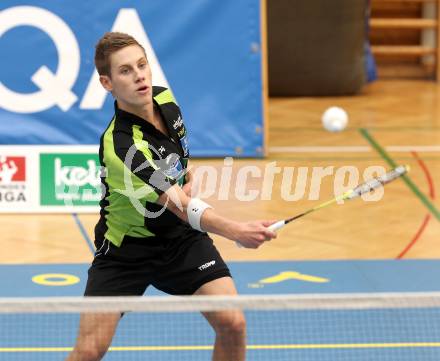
[348,166,408,200]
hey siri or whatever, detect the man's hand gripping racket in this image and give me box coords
[236,165,408,247]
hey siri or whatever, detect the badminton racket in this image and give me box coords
[267,164,409,232]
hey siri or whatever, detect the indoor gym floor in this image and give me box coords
[0,80,439,360]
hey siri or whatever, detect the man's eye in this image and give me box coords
[139,63,146,69]
[121,68,129,74]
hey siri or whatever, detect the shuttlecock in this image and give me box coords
[321,106,348,132]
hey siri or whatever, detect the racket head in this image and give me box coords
[346,165,409,200]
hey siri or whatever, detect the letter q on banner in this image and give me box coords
[0,6,80,113]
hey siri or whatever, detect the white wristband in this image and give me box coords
[187,198,212,232]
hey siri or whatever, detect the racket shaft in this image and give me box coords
[278,165,408,229]
[237,165,408,245]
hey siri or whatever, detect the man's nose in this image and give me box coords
[134,69,145,82]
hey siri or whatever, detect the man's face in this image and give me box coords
[100,45,153,110]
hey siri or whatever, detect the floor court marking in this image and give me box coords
[2,342,440,353]
[270,127,440,132]
[397,152,436,259]
[359,129,440,221]
[269,146,371,153]
[267,156,440,162]
[269,146,440,153]
[71,213,95,254]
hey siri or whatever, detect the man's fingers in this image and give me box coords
[263,229,276,240]
[262,220,277,227]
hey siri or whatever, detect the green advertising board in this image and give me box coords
[40,154,101,206]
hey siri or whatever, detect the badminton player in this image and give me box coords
[66,32,276,361]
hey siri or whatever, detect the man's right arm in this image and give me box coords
[114,137,276,248]
[157,184,276,249]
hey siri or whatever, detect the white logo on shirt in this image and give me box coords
[198,260,216,271]
[158,146,166,154]
[173,115,183,129]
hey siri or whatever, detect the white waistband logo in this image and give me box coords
[198,260,216,271]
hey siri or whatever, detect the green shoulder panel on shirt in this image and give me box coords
[132,125,159,170]
[154,88,177,105]
[102,119,158,247]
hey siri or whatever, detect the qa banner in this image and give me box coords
[0,1,265,157]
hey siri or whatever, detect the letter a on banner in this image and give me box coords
[80,9,170,109]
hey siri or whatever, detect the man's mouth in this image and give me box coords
[137,85,149,92]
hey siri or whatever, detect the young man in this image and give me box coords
[66,32,276,361]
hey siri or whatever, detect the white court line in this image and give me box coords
[386,146,440,152]
[269,146,440,153]
[269,146,371,153]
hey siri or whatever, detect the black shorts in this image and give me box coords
[84,231,231,296]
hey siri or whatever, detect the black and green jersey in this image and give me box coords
[95,86,192,247]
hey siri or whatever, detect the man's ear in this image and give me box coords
[99,75,113,92]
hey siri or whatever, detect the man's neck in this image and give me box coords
[117,101,154,124]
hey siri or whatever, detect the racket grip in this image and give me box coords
[235,220,286,248]
[267,220,286,232]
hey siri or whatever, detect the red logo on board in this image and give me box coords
[0,156,26,183]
